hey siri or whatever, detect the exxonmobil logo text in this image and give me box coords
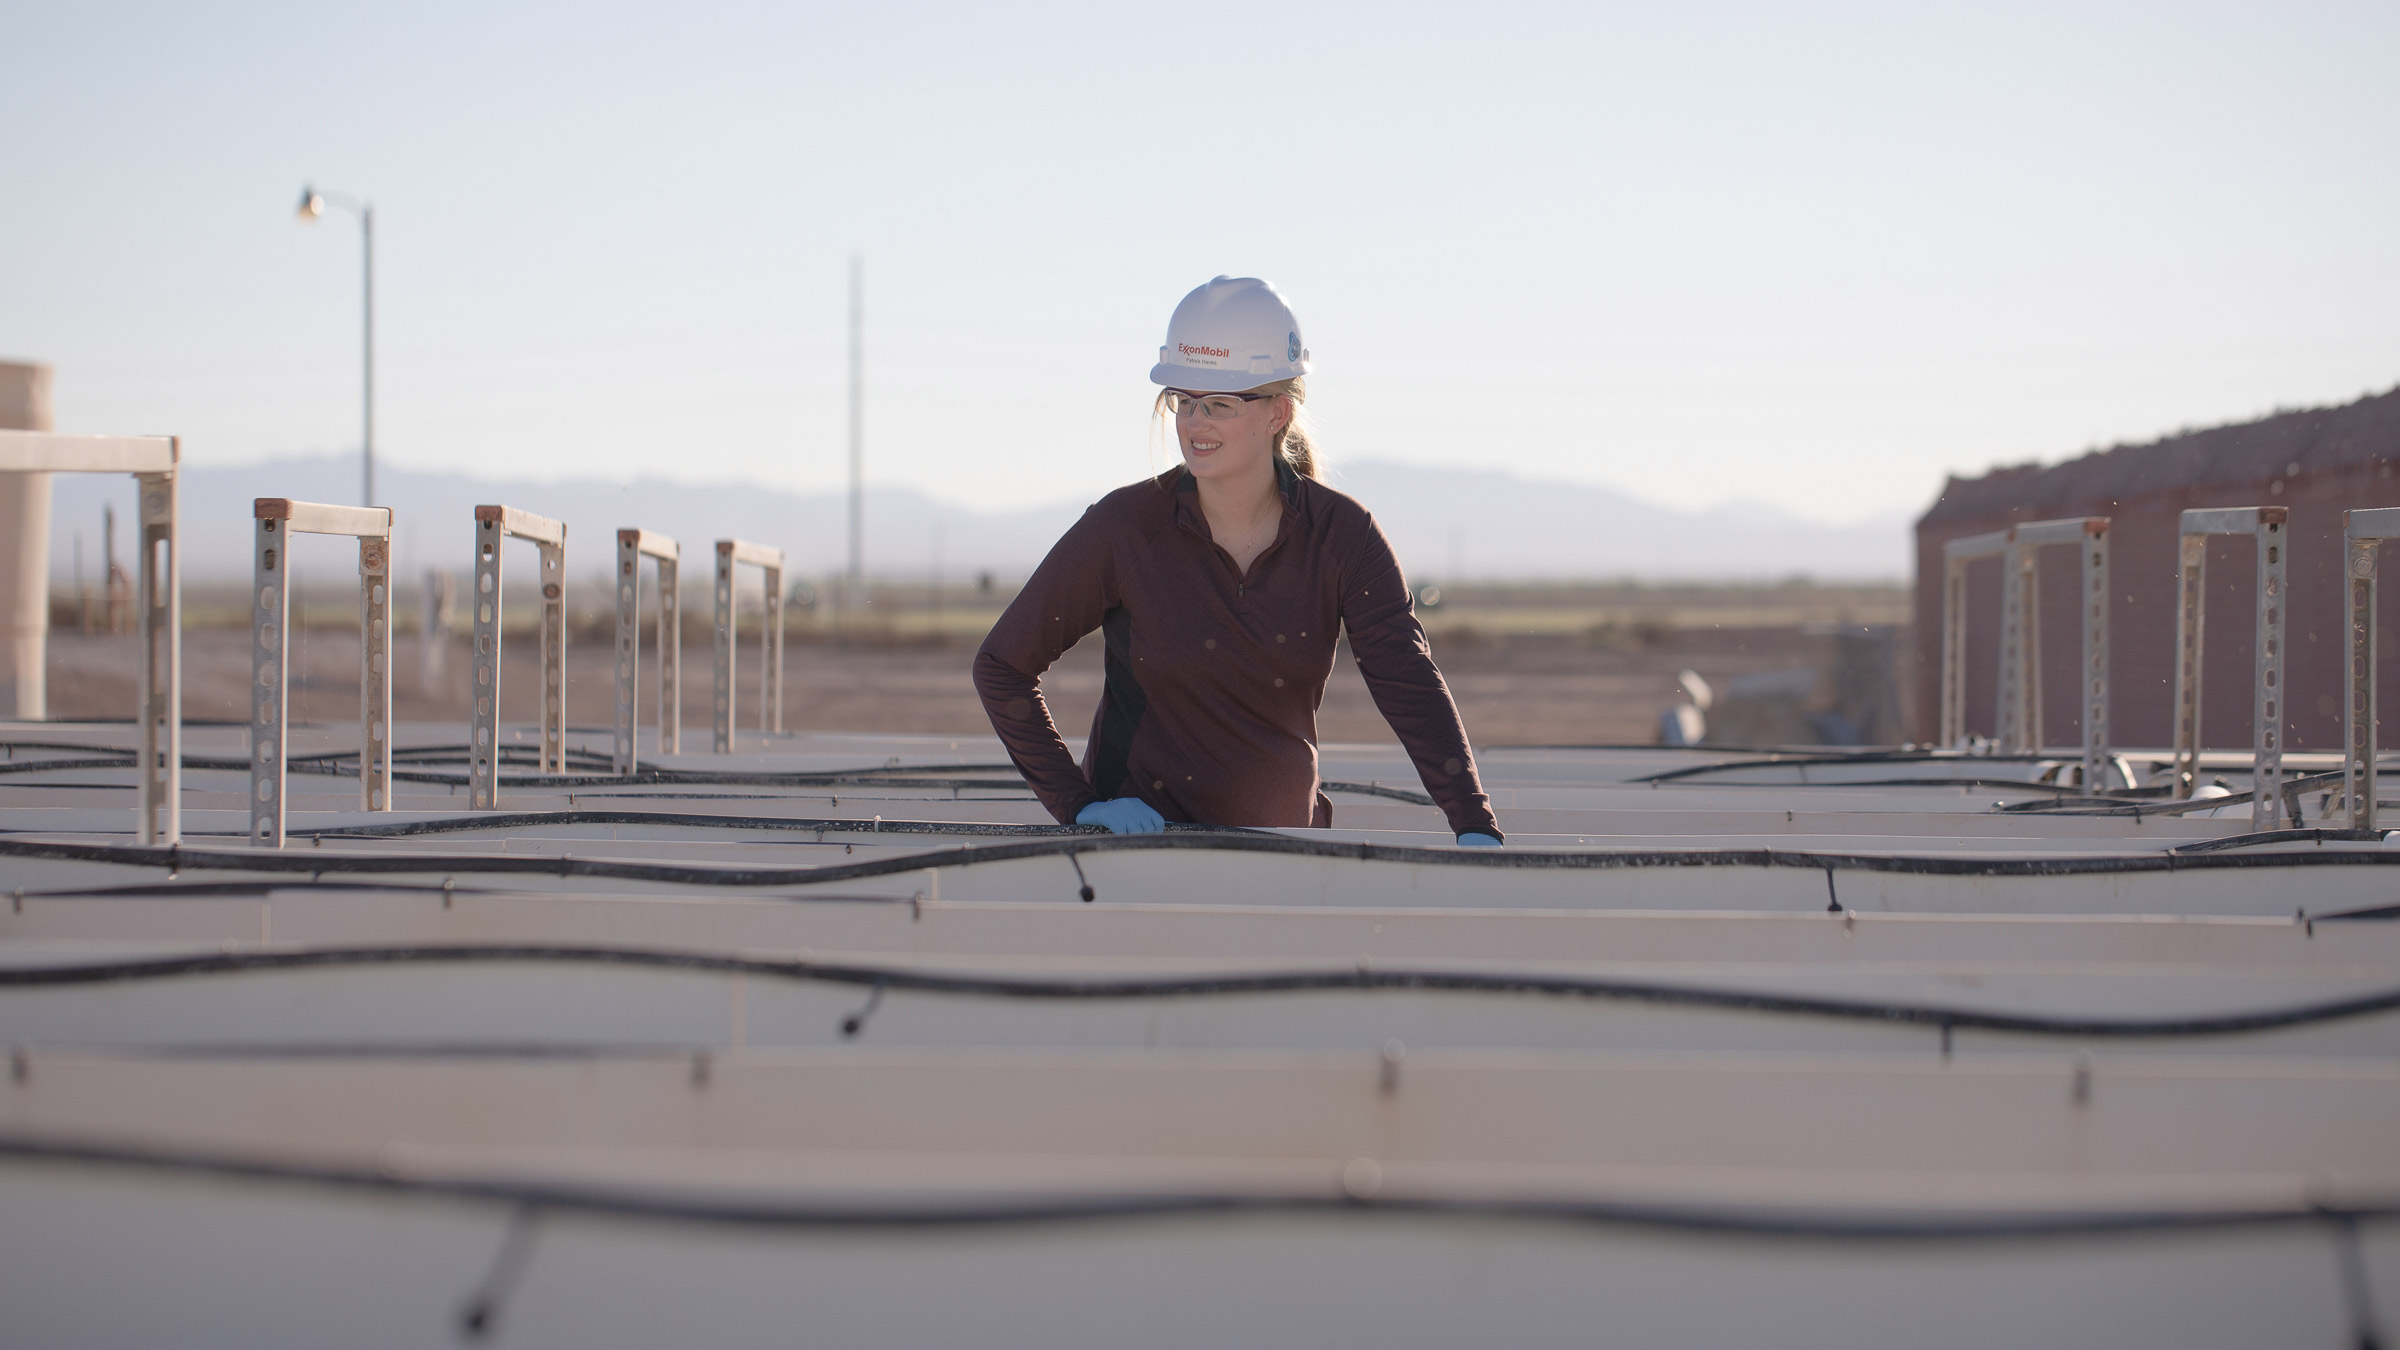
[1178,343,1230,359]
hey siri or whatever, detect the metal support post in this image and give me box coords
[713,545,733,753]
[765,557,783,736]
[2343,508,2400,831]
[136,464,179,844]
[0,430,182,844]
[659,555,679,751]
[614,528,681,774]
[251,516,288,845]
[538,538,565,773]
[615,533,633,771]
[471,516,502,809]
[712,538,786,753]
[469,504,568,808]
[2254,510,2287,829]
[248,497,393,847]
[1994,537,2038,753]
[358,532,391,811]
[2077,518,2110,792]
[2172,532,2206,799]
[2171,507,2288,831]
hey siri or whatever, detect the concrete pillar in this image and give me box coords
[0,362,55,720]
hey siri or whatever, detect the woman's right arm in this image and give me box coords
[973,504,1119,825]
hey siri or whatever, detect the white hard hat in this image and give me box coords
[1149,275,1311,392]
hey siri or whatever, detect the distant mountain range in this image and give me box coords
[1333,461,1907,582]
[43,455,1909,583]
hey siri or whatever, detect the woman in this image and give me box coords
[973,276,1503,846]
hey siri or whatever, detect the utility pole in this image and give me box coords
[846,253,864,611]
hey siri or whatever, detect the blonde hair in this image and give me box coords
[1149,377,1323,483]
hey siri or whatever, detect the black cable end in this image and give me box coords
[1079,885,1095,903]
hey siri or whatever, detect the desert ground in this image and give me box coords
[39,580,1910,749]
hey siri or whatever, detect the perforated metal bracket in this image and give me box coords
[614,528,681,774]
[470,505,567,809]
[2171,507,2288,829]
[249,497,394,848]
[1940,517,2112,789]
[712,538,784,754]
[136,469,181,847]
[0,431,182,844]
[2342,507,2400,831]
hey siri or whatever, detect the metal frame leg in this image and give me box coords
[538,540,565,774]
[1995,541,2029,753]
[2252,511,2287,831]
[2171,533,2206,798]
[359,535,392,811]
[764,564,783,735]
[659,558,679,755]
[2021,544,2044,752]
[2348,534,2379,831]
[1940,557,1967,747]
[2080,521,2110,792]
[251,518,289,846]
[615,534,640,775]
[137,468,179,845]
[714,543,735,753]
[471,517,503,809]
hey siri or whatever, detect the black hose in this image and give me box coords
[0,1132,2387,1241]
[2170,829,2388,854]
[0,742,1434,806]
[287,809,1111,841]
[7,831,2400,892]
[6,944,2400,1039]
[1636,749,2080,786]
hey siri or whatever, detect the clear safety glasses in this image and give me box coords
[1161,391,1273,421]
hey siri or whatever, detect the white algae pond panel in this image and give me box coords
[3,724,2397,1346]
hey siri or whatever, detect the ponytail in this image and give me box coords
[1263,377,1322,482]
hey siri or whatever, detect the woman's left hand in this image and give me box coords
[1457,832,1502,847]
[1079,797,1167,835]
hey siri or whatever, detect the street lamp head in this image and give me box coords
[296,187,324,221]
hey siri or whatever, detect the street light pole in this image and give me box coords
[298,185,376,508]
[361,204,374,510]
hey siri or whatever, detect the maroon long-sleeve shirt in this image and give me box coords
[974,463,1501,839]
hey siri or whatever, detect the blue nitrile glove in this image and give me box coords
[1457,832,1502,847]
[1078,798,1166,835]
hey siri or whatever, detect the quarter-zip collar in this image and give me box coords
[1171,460,1303,587]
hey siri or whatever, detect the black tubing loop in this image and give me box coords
[0,1132,2391,1242]
[7,944,2400,1040]
[7,832,2400,893]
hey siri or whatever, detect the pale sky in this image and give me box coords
[4,1,2395,536]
